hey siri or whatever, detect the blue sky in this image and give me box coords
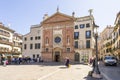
[0,0,120,35]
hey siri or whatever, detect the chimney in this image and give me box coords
[43,13,48,20]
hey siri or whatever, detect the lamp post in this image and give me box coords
[92,24,102,78]
[0,54,2,64]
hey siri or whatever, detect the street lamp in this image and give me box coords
[92,24,102,78]
[0,54,2,64]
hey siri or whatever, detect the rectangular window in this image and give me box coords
[86,40,90,48]
[30,44,33,49]
[24,37,27,41]
[86,23,90,28]
[66,48,70,52]
[86,31,91,38]
[35,43,37,49]
[38,43,40,49]
[37,54,39,58]
[35,43,40,49]
[75,25,78,29]
[38,36,41,40]
[80,24,85,28]
[24,44,27,49]
[33,54,35,58]
[46,48,49,52]
[74,41,78,48]
[74,32,79,39]
[30,37,33,40]
[35,36,37,40]
[67,36,70,44]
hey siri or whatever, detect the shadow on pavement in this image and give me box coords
[6,62,65,66]
[84,75,104,80]
[59,66,68,69]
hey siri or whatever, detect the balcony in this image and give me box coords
[106,42,111,47]
[0,40,13,46]
[0,49,12,53]
[0,32,10,37]
[13,45,22,48]
[113,23,119,31]
[115,47,120,52]
[13,51,21,53]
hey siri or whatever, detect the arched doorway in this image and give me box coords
[75,53,80,62]
[54,51,60,62]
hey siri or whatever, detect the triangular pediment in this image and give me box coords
[42,12,74,24]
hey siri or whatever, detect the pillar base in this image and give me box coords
[92,73,102,79]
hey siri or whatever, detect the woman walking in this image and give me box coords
[65,57,70,68]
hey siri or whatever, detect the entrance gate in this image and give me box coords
[54,51,60,62]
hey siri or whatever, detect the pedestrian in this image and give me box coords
[65,57,70,68]
[89,58,93,65]
[3,59,7,67]
[89,57,94,66]
[37,57,39,62]
[28,57,31,63]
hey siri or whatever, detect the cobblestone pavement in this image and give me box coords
[0,62,106,80]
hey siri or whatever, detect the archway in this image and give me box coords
[75,53,80,62]
[54,51,60,62]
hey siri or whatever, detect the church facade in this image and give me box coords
[41,12,75,62]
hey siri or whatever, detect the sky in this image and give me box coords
[0,0,120,35]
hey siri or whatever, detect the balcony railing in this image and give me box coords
[0,40,13,45]
[0,32,10,37]
[0,50,11,53]
[13,45,22,48]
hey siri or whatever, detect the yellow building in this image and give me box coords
[112,12,120,59]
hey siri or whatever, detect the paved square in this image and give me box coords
[0,63,92,80]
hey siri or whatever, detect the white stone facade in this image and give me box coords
[22,25,42,59]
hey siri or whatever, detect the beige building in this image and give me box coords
[99,26,114,59]
[99,11,120,60]
[22,24,42,59]
[13,33,22,56]
[74,15,95,63]
[111,11,120,59]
